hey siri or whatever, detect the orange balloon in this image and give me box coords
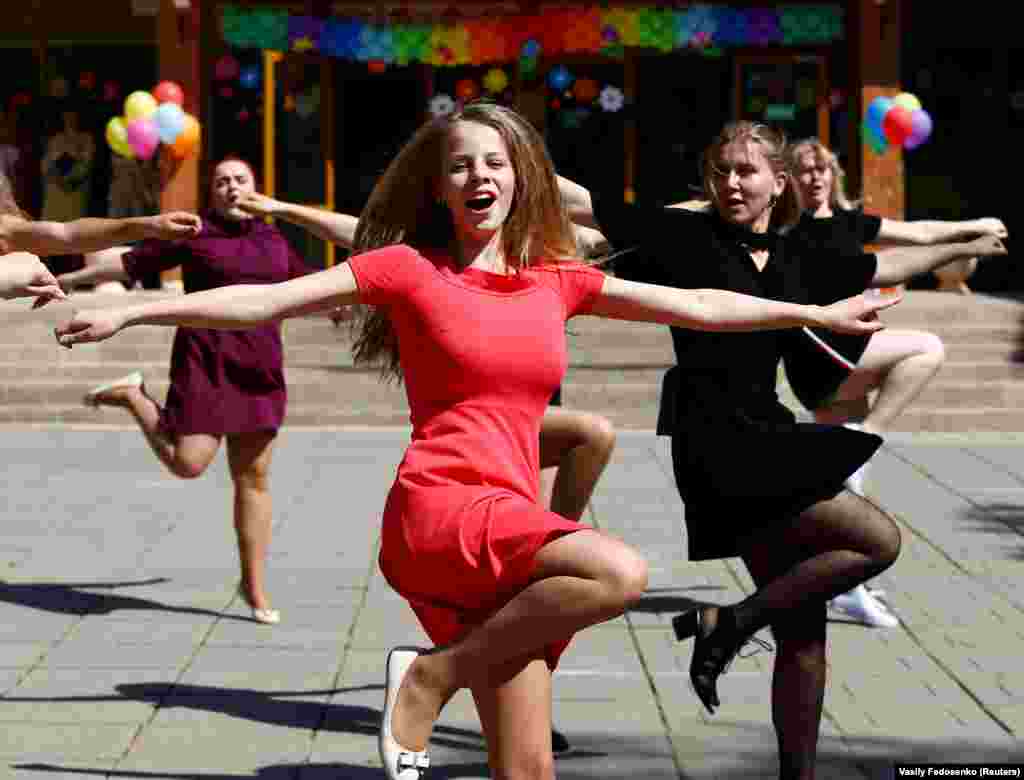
[169,113,200,159]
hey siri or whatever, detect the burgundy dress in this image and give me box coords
[123,212,312,436]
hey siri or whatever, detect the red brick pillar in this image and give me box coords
[157,0,203,286]
[852,0,904,220]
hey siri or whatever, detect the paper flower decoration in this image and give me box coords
[392,24,431,65]
[467,20,509,65]
[289,15,324,53]
[321,19,362,59]
[573,78,600,104]
[564,7,602,53]
[714,8,748,46]
[676,5,718,48]
[221,7,289,50]
[521,38,541,59]
[357,25,394,62]
[599,85,625,113]
[548,65,574,92]
[601,7,640,47]
[637,8,675,52]
[214,55,241,82]
[746,8,782,46]
[428,93,456,118]
[455,79,480,102]
[483,68,509,94]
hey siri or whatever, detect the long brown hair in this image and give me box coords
[351,101,579,381]
[701,121,800,231]
[787,137,859,211]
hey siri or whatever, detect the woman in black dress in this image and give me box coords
[557,120,1003,780]
[784,137,1009,627]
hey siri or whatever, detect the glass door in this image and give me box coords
[262,50,336,268]
[734,53,829,145]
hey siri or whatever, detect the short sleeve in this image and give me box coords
[122,239,188,283]
[799,248,878,304]
[545,263,606,318]
[346,244,428,305]
[285,241,314,280]
[592,191,712,287]
[855,210,883,244]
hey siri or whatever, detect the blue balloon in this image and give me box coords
[865,96,893,133]
[153,102,186,145]
[239,64,261,90]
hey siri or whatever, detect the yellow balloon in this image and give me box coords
[124,90,158,122]
[105,116,134,158]
[893,92,922,112]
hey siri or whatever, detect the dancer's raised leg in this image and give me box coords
[389,528,647,754]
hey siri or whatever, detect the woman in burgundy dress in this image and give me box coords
[56,157,315,624]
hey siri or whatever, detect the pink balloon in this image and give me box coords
[126,118,160,160]
[903,109,933,150]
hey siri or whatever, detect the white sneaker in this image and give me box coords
[842,422,870,497]
[830,585,899,628]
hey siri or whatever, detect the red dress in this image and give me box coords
[348,245,605,667]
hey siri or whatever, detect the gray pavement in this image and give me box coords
[0,427,1023,778]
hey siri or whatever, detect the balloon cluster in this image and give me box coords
[105,81,200,162]
[863,92,933,154]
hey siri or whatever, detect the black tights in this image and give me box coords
[736,491,901,780]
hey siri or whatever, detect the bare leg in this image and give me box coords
[87,383,220,478]
[814,329,945,435]
[539,407,616,521]
[226,431,278,614]
[389,528,647,752]
[472,655,556,780]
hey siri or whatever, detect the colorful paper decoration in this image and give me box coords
[599,86,625,113]
[428,93,456,118]
[483,68,509,94]
[221,6,844,66]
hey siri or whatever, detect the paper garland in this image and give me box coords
[221,5,844,65]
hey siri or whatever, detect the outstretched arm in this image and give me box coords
[588,275,899,335]
[0,212,201,257]
[56,246,133,290]
[877,216,1007,245]
[1,252,66,307]
[872,235,1007,286]
[55,262,361,347]
[557,176,600,229]
[236,192,359,249]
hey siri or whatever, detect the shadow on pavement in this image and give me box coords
[0,578,251,622]
[960,503,1024,560]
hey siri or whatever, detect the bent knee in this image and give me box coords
[609,550,648,606]
[585,414,616,453]
[867,518,902,571]
[170,458,208,480]
[493,747,555,780]
[920,332,945,366]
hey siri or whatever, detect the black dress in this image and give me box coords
[781,209,883,410]
[592,195,883,561]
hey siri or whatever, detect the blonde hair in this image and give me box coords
[701,121,800,230]
[788,137,860,211]
[351,101,579,381]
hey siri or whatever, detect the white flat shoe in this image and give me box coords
[830,585,899,628]
[251,607,281,625]
[83,370,144,407]
[381,646,431,780]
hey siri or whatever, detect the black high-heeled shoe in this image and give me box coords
[672,606,743,715]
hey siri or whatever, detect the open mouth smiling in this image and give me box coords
[465,194,497,212]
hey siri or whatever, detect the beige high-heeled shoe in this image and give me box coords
[83,370,144,407]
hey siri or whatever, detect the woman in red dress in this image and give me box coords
[56,104,896,780]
